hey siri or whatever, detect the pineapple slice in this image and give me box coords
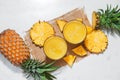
[92,11,97,29]
[72,45,87,56]
[44,36,67,60]
[56,20,67,32]
[63,55,76,67]
[63,20,87,44]
[84,30,108,53]
[86,26,93,34]
[30,21,54,46]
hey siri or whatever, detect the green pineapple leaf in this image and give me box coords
[97,5,120,35]
[21,59,59,80]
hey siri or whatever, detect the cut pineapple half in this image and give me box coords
[84,30,108,53]
[92,11,97,29]
[72,45,87,56]
[30,21,54,46]
[63,20,87,44]
[63,55,76,67]
[44,36,67,60]
[56,20,67,32]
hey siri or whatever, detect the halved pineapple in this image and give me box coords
[84,30,108,53]
[44,36,67,60]
[63,55,76,67]
[63,20,87,44]
[30,21,55,46]
[72,45,87,56]
[56,20,67,32]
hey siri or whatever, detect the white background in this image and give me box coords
[0,0,120,80]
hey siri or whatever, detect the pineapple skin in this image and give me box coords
[0,29,30,66]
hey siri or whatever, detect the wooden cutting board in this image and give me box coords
[25,8,91,66]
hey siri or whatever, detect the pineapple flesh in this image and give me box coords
[56,20,67,32]
[92,11,97,29]
[72,45,87,56]
[86,26,93,34]
[84,30,108,53]
[63,55,76,67]
[0,29,30,65]
[76,18,83,22]
[30,21,55,46]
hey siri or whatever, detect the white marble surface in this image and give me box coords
[0,0,120,80]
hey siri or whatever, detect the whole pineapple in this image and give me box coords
[92,5,120,34]
[0,29,30,65]
[0,29,58,80]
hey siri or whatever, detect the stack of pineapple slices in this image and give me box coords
[29,18,108,67]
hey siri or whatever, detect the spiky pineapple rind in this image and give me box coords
[0,29,30,66]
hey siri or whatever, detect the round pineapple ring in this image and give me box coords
[30,21,54,46]
[84,30,108,53]
[44,36,67,60]
[63,20,87,44]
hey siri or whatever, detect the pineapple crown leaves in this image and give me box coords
[97,5,120,35]
[21,59,59,80]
